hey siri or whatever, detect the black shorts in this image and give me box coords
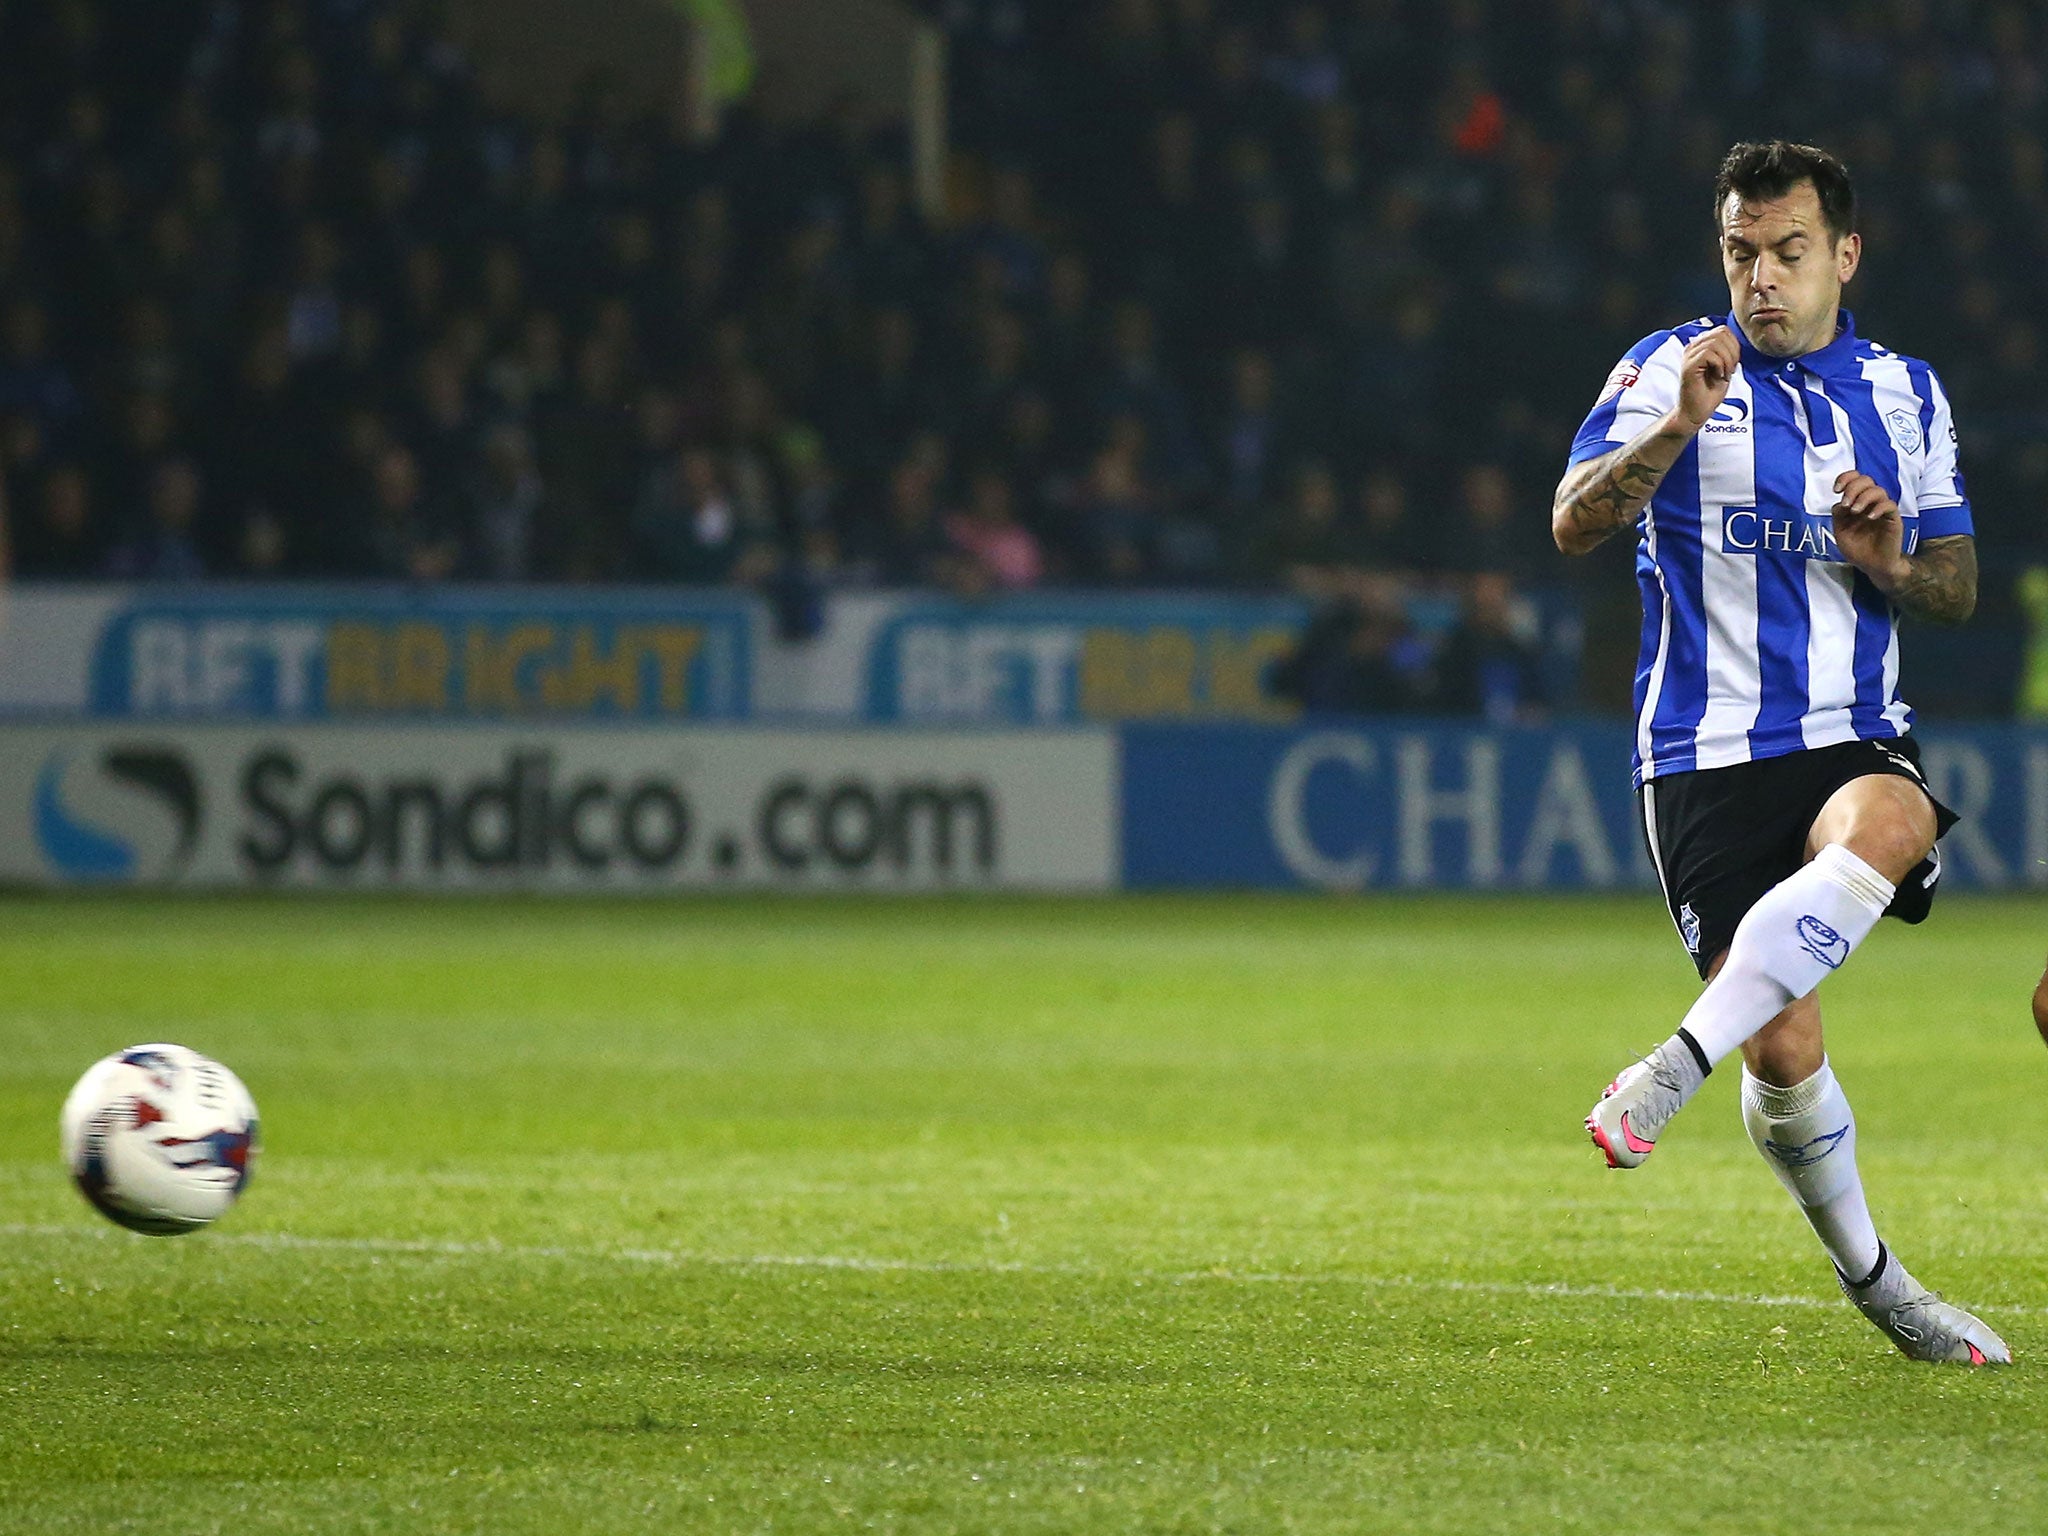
[1638,737,1957,978]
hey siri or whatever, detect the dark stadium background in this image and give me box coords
[1,0,2040,718]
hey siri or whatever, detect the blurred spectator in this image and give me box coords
[209,327,311,564]
[0,416,49,535]
[0,300,82,443]
[1265,4,1344,106]
[357,444,462,582]
[848,164,931,309]
[968,164,1050,302]
[469,425,550,582]
[957,309,1035,468]
[1095,301,1200,489]
[943,467,1045,593]
[631,444,772,587]
[1331,187,1431,333]
[1350,293,1446,457]
[104,392,183,537]
[284,224,345,363]
[1270,587,1435,715]
[1214,186,1310,345]
[1454,463,1544,583]
[1244,460,1356,594]
[1434,572,1548,724]
[1039,249,1100,409]
[535,335,635,574]
[14,463,106,578]
[105,457,208,580]
[856,447,950,588]
[995,388,1067,533]
[1215,347,1285,510]
[406,347,480,511]
[1071,418,1158,583]
[1355,467,1428,573]
[118,300,186,402]
[822,306,931,486]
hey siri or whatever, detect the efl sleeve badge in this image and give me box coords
[1596,359,1641,404]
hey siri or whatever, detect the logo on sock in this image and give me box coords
[1678,902,1701,954]
[1796,915,1850,969]
[1764,1125,1850,1168]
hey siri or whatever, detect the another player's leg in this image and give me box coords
[1588,774,1931,1168]
[1738,997,2008,1365]
[2032,957,2048,1047]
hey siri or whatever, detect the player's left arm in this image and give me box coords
[1879,532,1976,625]
[1830,471,1976,625]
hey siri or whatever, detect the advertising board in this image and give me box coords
[0,725,1117,892]
[0,586,1312,726]
[0,587,754,721]
[1121,721,2048,891]
[861,592,1308,725]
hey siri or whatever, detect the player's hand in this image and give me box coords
[1830,470,1907,583]
[1672,326,1741,431]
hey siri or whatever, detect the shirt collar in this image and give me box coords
[1730,308,1860,381]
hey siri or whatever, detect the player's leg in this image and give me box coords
[2033,958,2048,1047]
[1737,990,1878,1283]
[1680,772,1930,1067]
[1726,812,2009,1364]
[1589,772,1930,1170]
[1737,991,2008,1362]
[1591,756,2004,1360]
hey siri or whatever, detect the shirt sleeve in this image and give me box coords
[1913,366,1973,539]
[1567,331,1685,467]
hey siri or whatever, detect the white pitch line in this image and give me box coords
[11,1220,2023,1317]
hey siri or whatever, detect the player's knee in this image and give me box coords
[1822,814,1931,886]
[1811,779,1936,883]
[2031,970,2048,1046]
[1742,997,1823,1086]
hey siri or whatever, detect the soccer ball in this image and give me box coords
[60,1044,259,1235]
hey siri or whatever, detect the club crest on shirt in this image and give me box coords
[1597,359,1640,403]
[1678,902,1701,954]
[1885,407,1924,455]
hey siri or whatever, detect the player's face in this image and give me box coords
[1718,181,1861,358]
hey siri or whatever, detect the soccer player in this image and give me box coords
[1554,141,2007,1365]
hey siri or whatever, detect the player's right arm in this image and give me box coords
[1552,326,1742,555]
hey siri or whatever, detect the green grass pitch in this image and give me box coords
[4,891,2048,1534]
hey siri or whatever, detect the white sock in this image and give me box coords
[1741,1058,1882,1283]
[1672,845,1894,1069]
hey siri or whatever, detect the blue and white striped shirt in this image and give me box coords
[1568,310,1973,786]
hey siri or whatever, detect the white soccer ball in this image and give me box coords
[60,1044,259,1235]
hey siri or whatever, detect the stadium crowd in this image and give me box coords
[0,0,2040,708]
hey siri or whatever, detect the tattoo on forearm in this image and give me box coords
[1884,534,1977,625]
[1553,427,1687,552]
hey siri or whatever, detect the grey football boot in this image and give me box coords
[1586,1039,1705,1169]
[1841,1245,2011,1365]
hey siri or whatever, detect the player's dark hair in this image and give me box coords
[1713,141,1856,244]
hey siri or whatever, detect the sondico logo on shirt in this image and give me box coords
[1703,397,1749,434]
